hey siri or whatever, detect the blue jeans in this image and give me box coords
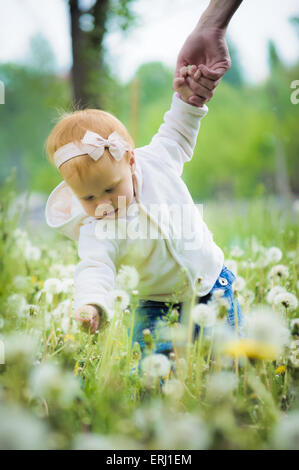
[129,265,244,356]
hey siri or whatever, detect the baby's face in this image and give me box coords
[60,151,136,219]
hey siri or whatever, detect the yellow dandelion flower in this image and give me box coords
[222,338,279,361]
[275,365,286,375]
[73,360,79,376]
[64,334,75,343]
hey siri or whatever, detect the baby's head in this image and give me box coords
[46,109,135,219]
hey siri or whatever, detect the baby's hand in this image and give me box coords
[173,65,215,107]
[74,304,105,334]
[173,65,199,103]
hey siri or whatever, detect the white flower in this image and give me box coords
[157,412,210,450]
[51,263,75,278]
[12,228,29,251]
[192,303,217,327]
[244,307,290,353]
[141,354,171,378]
[0,404,49,449]
[267,247,282,263]
[224,259,238,276]
[4,333,39,364]
[61,278,74,293]
[115,265,139,290]
[30,362,81,407]
[230,246,244,258]
[272,411,299,450]
[241,260,256,269]
[43,278,63,295]
[24,242,41,261]
[157,323,188,343]
[206,372,238,401]
[212,323,235,352]
[266,286,287,304]
[52,299,72,318]
[72,433,140,450]
[6,294,28,317]
[210,290,230,311]
[255,248,270,268]
[233,275,246,292]
[162,379,184,400]
[108,289,130,310]
[268,265,289,281]
[274,292,298,312]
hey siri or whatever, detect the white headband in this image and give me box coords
[54,130,131,169]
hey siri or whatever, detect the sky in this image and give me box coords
[0,0,299,84]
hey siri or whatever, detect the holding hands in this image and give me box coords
[173,64,218,106]
[172,0,243,107]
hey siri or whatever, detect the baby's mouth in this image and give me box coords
[97,208,118,219]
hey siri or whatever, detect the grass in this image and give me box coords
[0,172,299,450]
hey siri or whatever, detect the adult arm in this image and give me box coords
[174,0,243,107]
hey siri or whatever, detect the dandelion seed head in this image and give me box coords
[267,247,282,264]
[266,286,287,304]
[268,264,289,281]
[140,354,171,378]
[274,292,298,312]
[192,303,217,327]
[116,265,139,290]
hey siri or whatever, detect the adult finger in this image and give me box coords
[188,95,206,107]
[195,75,221,91]
[185,77,214,101]
[198,64,225,81]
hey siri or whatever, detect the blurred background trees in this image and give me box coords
[0,6,298,204]
[68,0,137,108]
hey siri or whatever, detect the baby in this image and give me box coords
[45,64,243,347]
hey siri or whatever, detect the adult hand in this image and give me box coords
[173,26,231,107]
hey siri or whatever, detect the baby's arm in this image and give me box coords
[73,222,118,334]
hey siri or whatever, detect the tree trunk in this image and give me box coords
[69,0,110,109]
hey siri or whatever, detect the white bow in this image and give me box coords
[54,130,130,168]
[81,130,130,162]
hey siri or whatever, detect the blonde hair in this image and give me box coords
[45,109,135,176]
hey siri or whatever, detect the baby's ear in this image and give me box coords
[129,151,136,172]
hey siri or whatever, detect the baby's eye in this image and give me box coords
[85,196,94,201]
[105,187,114,193]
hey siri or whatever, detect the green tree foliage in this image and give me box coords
[0,35,298,200]
[222,38,244,88]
